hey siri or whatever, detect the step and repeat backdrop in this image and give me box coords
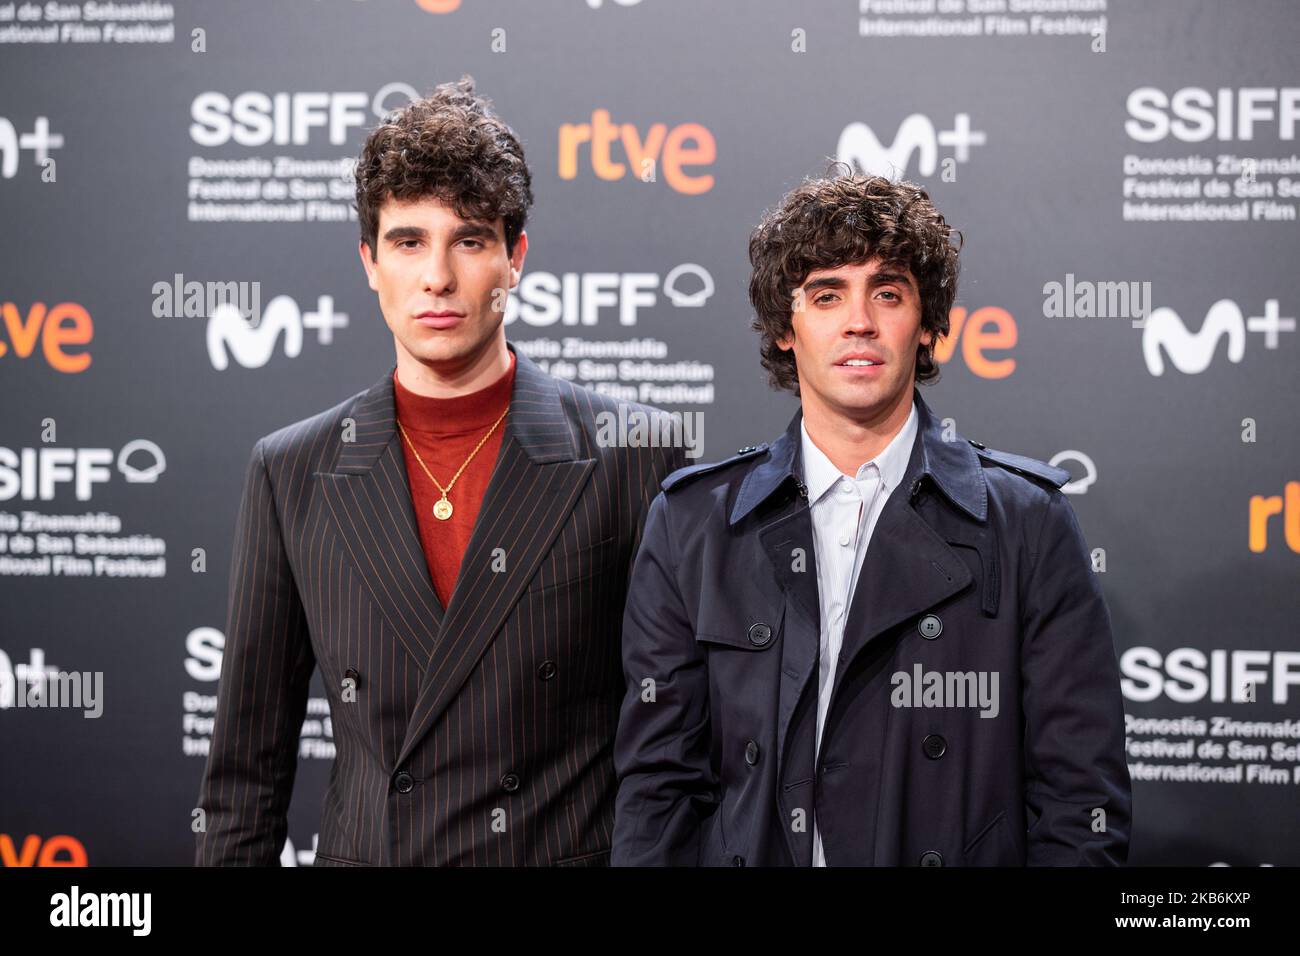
[0,0,1297,866]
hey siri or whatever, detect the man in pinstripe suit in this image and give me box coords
[195,77,686,866]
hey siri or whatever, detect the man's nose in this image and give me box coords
[844,297,878,334]
[421,253,456,296]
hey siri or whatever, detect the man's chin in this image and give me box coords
[403,334,473,364]
[401,327,504,370]
[824,382,908,420]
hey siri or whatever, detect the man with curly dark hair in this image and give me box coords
[613,170,1131,867]
[196,76,686,867]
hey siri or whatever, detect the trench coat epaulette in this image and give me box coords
[660,443,770,493]
[967,439,1070,489]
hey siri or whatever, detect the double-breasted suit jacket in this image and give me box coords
[196,342,686,866]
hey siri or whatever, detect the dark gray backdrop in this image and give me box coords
[1,0,1297,866]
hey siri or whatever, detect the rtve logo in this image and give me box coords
[1142,298,1294,376]
[0,835,86,867]
[0,115,64,180]
[206,294,348,370]
[190,83,418,147]
[558,110,716,194]
[934,306,1017,379]
[837,112,986,180]
[1250,482,1300,553]
[0,302,92,373]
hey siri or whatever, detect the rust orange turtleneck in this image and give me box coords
[393,349,516,609]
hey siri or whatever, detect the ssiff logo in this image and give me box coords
[190,83,418,147]
[838,112,986,180]
[0,441,165,501]
[504,263,714,326]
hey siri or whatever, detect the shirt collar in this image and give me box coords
[729,387,988,526]
[798,399,918,505]
[393,349,516,435]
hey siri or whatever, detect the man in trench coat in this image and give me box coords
[610,172,1132,866]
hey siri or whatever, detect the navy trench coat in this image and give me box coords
[611,388,1131,866]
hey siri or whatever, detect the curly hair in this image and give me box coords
[748,166,962,393]
[355,75,533,261]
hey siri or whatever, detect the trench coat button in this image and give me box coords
[732,855,746,866]
[909,478,923,499]
[745,740,760,765]
[393,771,414,793]
[748,622,772,647]
[737,446,757,454]
[919,850,944,867]
[922,734,947,759]
[501,772,521,792]
[918,614,943,640]
[538,660,557,681]
[968,439,986,450]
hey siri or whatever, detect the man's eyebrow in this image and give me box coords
[802,275,848,293]
[451,221,498,241]
[381,222,499,243]
[868,270,914,290]
[382,225,428,243]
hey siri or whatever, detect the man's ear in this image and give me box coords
[919,325,934,349]
[507,230,528,289]
[776,325,795,352]
[358,241,379,293]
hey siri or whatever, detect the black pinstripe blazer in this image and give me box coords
[195,341,687,866]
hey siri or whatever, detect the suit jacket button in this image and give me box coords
[922,734,947,759]
[538,660,557,681]
[748,622,772,646]
[918,614,943,640]
[919,850,944,867]
[745,740,760,766]
[501,772,521,792]
[393,771,414,793]
[732,855,746,866]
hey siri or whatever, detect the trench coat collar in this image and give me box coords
[729,387,988,525]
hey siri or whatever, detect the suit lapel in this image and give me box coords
[832,490,973,692]
[739,394,991,864]
[395,344,595,769]
[317,366,445,668]
[832,389,985,696]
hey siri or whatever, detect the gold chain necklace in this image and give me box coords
[396,405,509,521]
